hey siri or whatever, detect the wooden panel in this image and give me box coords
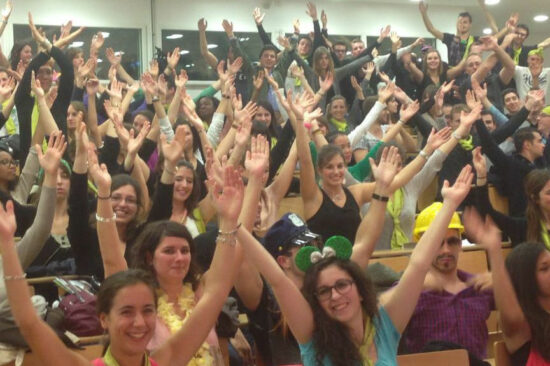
[21,344,103,366]
[278,196,304,220]
[457,249,488,274]
[417,175,438,212]
[488,185,509,215]
[397,349,469,366]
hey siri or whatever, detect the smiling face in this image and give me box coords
[503,91,522,114]
[0,151,16,183]
[426,51,441,71]
[465,54,481,76]
[20,45,33,65]
[316,264,362,324]
[111,184,139,225]
[351,41,365,57]
[198,97,215,121]
[329,99,347,120]
[255,106,272,127]
[151,236,192,283]
[260,49,277,69]
[528,54,544,74]
[319,153,346,187]
[100,283,156,357]
[173,166,194,203]
[72,51,84,69]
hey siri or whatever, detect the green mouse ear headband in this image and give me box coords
[295,235,353,272]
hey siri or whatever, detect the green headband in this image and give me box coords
[295,235,353,272]
[542,106,550,116]
[37,159,72,182]
[528,47,544,58]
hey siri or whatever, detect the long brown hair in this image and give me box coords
[525,169,550,242]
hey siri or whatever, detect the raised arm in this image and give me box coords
[382,165,474,333]
[197,18,219,69]
[154,166,244,365]
[418,1,444,40]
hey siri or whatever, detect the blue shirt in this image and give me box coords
[299,307,400,365]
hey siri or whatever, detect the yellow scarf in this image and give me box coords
[358,314,376,366]
[330,118,348,132]
[101,346,154,366]
[461,36,475,61]
[157,285,213,366]
[540,220,550,250]
[459,135,474,151]
[387,188,408,250]
[513,47,522,65]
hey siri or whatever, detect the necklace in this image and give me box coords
[157,285,214,365]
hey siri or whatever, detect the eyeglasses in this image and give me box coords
[440,237,461,247]
[110,195,138,206]
[0,159,18,167]
[315,279,354,301]
[515,32,528,38]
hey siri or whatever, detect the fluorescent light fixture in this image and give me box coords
[484,0,499,4]
[483,28,492,35]
[179,50,190,55]
[69,41,84,48]
[534,14,549,22]
[114,51,125,56]
[101,32,110,38]
[96,58,103,63]
[207,44,218,49]
[239,37,250,42]
[185,64,191,67]
[166,34,183,39]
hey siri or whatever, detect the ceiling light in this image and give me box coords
[534,14,549,22]
[101,32,110,38]
[207,44,218,49]
[179,50,189,55]
[484,0,499,5]
[114,51,125,56]
[166,34,183,39]
[96,58,103,63]
[68,41,84,48]
[482,28,492,35]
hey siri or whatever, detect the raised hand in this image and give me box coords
[425,126,452,152]
[234,101,258,126]
[166,47,181,70]
[293,19,300,35]
[88,143,112,190]
[205,147,224,187]
[264,69,279,90]
[127,121,151,156]
[305,1,318,20]
[28,13,48,49]
[182,102,205,131]
[458,104,482,133]
[287,91,313,119]
[36,131,67,176]
[379,25,391,40]
[175,69,188,89]
[441,165,474,207]
[0,200,15,241]
[1,0,12,21]
[75,122,90,157]
[105,47,121,66]
[277,36,291,50]
[161,125,186,166]
[418,1,428,13]
[30,71,44,98]
[321,9,327,28]
[209,165,244,223]
[253,70,265,91]
[525,89,545,111]
[106,78,123,104]
[465,89,481,111]
[90,32,105,56]
[463,206,501,254]
[198,18,208,32]
[350,75,362,93]
[86,78,100,96]
[245,135,269,178]
[319,71,334,93]
[0,76,14,100]
[472,146,487,178]
[378,82,396,103]
[390,31,400,45]
[222,19,234,38]
[252,8,265,25]
[228,56,243,75]
[399,100,419,122]
[234,116,252,148]
[149,59,159,79]
[370,146,399,188]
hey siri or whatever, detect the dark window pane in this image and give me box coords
[12,24,142,79]
[161,30,269,80]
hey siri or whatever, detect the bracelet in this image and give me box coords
[477,176,487,180]
[217,223,241,246]
[419,150,430,159]
[452,131,462,140]
[97,195,111,200]
[372,193,389,202]
[397,120,404,126]
[222,94,231,99]
[231,123,241,130]
[95,212,117,223]
[3,273,27,281]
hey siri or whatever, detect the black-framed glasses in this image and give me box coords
[0,159,18,167]
[315,279,354,301]
[440,236,461,247]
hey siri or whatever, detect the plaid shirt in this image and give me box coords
[402,270,495,359]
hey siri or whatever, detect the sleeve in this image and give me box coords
[348,101,385,148]
[192,85,218,104]
[269,120,295,182]
[334,53,372,83]
[348,141,382,181]
[348,97,364,127]
[50,46,74,135]
[274,49,295,81]
[406,149,447,198]
[409,113,433,143]
[474,119,511,173]
[12,146,40,204]
[138,138,157,163]
[488,104,509,127]
[256,23,278,49]
[490,107,529,144]
[230,37,255,79]
[147,181,174,222]
[206,112,226,147]
[71,86,85,102]
[16,186,56,268]
[99,135,121,175]
[158,116,174,142]
[311,20,324,53]
[473,184,526,245]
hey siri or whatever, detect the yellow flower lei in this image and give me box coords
[157,284,214,366]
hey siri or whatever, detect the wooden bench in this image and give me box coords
[397,348,469,365]
[488,185,509,215]
[278,196,304,220]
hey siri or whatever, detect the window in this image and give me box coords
[161,29,269,80]
[12,24,142,80]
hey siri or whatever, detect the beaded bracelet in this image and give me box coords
[3,273,26,281]
[372,193,389,202]
[217,223,242,246]
[419,150,430,160]
[96,212,117,223]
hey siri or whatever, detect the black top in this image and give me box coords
[510,341,531,366]
[307,186,361,243]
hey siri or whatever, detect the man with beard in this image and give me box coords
[399,202,494,362]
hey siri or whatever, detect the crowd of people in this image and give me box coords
[0,0,549,365]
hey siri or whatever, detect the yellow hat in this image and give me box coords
[541,105,550,116]
[413,202,464,242]
[528,47,544,58]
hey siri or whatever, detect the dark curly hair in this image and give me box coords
[130,220,202,290]
[302,257,378,366]
[505,242,550,361]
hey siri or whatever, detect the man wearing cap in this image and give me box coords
[399,202,494,361]
[501,47,550,101]
[506,24,550,67]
